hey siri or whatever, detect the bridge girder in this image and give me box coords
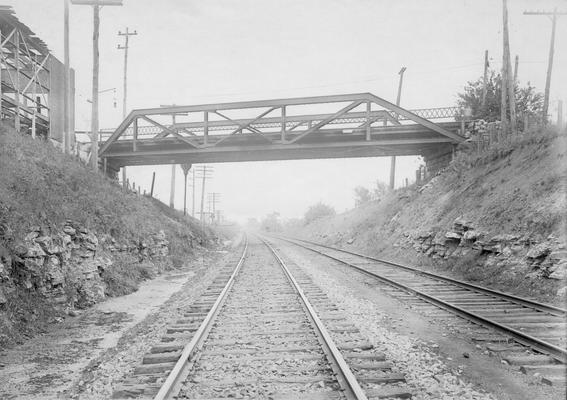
[99,92,464,169]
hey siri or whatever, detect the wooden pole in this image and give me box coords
[90,5,100,171]
[192,168,196,217]
[501,0,509,136]
[150,171,155,197]
[482,50,489,110]
[169,164,176,208]
[502,0,516,134]
[542,10,557,125]
[63,0,70,152]
[391,67,406,190]
[200,168,206,222]
[14,31,20,132]
[524,9,566,126]
[513,55,519,83]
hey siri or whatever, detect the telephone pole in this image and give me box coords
[117,27,137,187]
[482,50,489,109]
[502,0,516,134]
[63,0,70,154]
[118,27,137,119]
[390,67,406,190]
[207,193,221,225]
[196,166,214,224]
[180,164,192,216]
[169,164,176,209]
[524,8,566,125]
[70,0,123,171]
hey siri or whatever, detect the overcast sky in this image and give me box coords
[5,0,566,222]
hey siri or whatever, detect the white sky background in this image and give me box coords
[5,0,567,222]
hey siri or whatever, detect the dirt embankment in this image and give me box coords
[289,128,567,305]
[0,124,217,348]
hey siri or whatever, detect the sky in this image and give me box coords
[4,0,567,222]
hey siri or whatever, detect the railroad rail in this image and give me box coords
[113,235,412,399]
[275,236,567,385]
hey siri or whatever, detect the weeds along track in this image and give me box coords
[113,235,412,399]
[277,236,567,387]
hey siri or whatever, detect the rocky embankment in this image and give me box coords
[0,220,178,345]
[291,129,566,303]
[404,217,567,295]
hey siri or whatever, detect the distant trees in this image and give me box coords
[304,202,335,225]
[354,181,391,207]
[354,186,372,207]
[457,70,543,127]
[260,212,282,232]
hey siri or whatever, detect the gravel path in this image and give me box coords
[0,247,234,400]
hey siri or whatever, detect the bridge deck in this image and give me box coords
[99,93,464,169]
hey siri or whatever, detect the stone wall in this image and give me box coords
[399,216,567,296]
[0,220,171,311]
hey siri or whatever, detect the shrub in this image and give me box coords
[304,202,335,225]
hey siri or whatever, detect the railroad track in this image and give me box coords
[275,236,567,387]
[113,235,412,399]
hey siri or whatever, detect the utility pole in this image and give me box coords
[207,193,221,225]
[390,67,406,190]
[63,0,70,153]
[192,168,196,217]
[117,27,137,187]
[71,0,123,171]
[196,166,214,224]
[513,55,519,83]
[180,164,192,216]
[169,164,176,208]
[117,27,137,119]
[482,50,489,109]
[502,0,516,135]
[524,9,566,126]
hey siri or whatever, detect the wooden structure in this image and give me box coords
[0,6,74,140]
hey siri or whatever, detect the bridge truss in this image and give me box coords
[99,93,464,171]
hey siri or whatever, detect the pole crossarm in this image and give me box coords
[99,92,465,162]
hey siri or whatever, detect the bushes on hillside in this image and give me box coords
[304,202,335,225]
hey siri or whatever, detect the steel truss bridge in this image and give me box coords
[99,93,464,171]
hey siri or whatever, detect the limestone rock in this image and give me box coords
[548,262,567,280]
[25,242,46,258]
[526,243,550,259]
[445,231,461,241]
[462,230,482,241]
[63,225,76,236]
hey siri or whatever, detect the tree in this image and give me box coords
[304,202,335,225]
[260,212,282,232]
[373,181,389,202]
[457,70,543,128]
[354,186,372,207]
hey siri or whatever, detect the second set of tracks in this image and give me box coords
[278,236,567,387]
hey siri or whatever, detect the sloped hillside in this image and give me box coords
[290,128,567,305]
[0,124,215,347]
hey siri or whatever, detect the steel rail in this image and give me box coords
[259,236,369,400]
[153,236,249,400]
[290,237,567,317]
[279,236,567,364]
